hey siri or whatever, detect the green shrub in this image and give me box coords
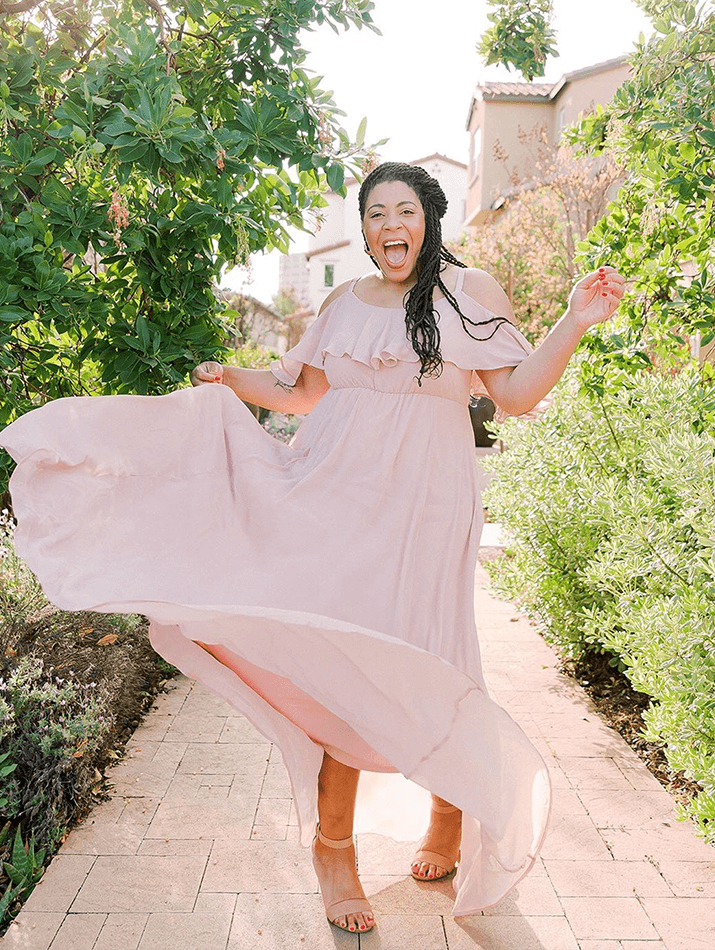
[0,658,112,850]
[0,824,45,927]
[0,511,47,658]
[483,363,715,839]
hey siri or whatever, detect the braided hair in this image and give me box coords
[358,162,510,382]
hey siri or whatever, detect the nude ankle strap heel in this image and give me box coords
[316,825,355,849]
[411,803,462,881]
[312,824,375,933]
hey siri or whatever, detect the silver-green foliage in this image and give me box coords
[0,658,112,850]
[483,364,715,837]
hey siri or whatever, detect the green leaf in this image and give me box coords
[326,162,344,192]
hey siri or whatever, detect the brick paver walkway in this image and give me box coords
[4,563,714,950]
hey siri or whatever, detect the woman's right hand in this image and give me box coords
[191,361,224,387]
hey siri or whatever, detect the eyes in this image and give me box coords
[368,208,416,220]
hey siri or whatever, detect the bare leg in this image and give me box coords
[312,752,374,933]
[411,793,462,880]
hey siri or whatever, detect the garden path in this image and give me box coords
[3,545,714,950]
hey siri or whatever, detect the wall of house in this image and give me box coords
[552,63,631,140]
[481,100,554,213]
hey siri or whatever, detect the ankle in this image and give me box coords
[317,817,354,841]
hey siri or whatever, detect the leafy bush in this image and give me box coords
[0,510,47,659]
[0,824,45,927]
[227,342,280,370]
[0,0,384,499]
[483,364,715,838]
[0,658,112,851]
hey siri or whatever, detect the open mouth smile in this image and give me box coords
[383,240,409,268]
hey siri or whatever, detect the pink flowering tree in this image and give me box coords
[0,0,383,494]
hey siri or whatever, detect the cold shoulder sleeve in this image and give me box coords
[269,305,336,387]
[439,290,533,374]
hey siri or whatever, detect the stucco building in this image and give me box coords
[464,55,630,227]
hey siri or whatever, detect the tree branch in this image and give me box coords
[0,0,40,14]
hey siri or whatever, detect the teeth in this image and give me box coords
[384,240,406,247]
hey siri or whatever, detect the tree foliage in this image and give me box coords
[477,0,557,81]
[567,1,715,384]
[452,127,621,341]
[478,0,715,385]
[0,0,381,493]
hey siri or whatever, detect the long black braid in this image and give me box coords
[358,162,511,382]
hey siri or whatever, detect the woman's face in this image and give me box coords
[362,179,426,284]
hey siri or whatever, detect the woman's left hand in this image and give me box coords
[567,266,626,331]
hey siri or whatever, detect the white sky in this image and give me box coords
[225,0,654,305]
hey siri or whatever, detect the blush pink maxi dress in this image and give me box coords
[0,268,551,917]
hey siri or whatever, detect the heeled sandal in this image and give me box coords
[411,802,462,881]
[312,824,375,933]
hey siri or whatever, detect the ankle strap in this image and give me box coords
[431,802,460,814]
[316,824,354,849]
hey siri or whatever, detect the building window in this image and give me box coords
[469,128,482,179]
[558,108,566,138]
[324,264,334,287]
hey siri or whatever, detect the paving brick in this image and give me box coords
[577,942,621,950]
[561,897,658,940]
[179,685,242,717]
[163,714,226,743]
[22,855,95,913]
[60,798,160,856]
[614,758,665,791]
[202,839,318,894]
[540,814,613,861]
[137,912,233,950]
[129,715,173,742]
[482,874,563,916]
[71,855,207,913]
[577,789,678,830]
[557,757,634,790]
[219,717,270,743]
[254,797,291,827]
[640,897,715,950]
[544,859,672,898]
[227,893,355,949]
[250,824,289,841]
[177,741,270,777]
[655,860,715,897]
[601,825,715,864]
[444,913,579,949]
[94,914,148,950]
[356,834,422,876]
[163,772,234,800]
[360,874,456,915]
[619,943,667,950]
[193,892,237,914]
[145,795,256,840]
[0,913,64,950]
[359,913,448,948]
[260,762,294,798]
[551,786,590,817]
[136,838,213,857]
[547,735,632,758]
[48,913,106,950]
[149,684,189,715]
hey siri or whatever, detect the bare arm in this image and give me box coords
[220,363,329,414]
[467,267,625,416]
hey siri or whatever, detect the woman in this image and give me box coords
[0,162,624,936]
